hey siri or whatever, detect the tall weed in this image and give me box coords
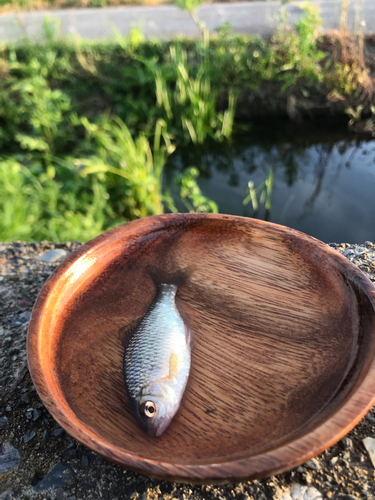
[243,169,274,216]
[77,115,171,219]
[269,4,324,90]
[0,158,117,242]
[175,167,218,213]
[0,48,74,154]
[155,44,236,144]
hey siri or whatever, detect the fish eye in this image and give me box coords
[142,401,157,418]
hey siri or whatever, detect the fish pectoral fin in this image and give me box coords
[168,352,180,380]
[157,353,180,382]
[118,316,144,349]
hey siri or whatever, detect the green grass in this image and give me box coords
[0,8,371,242]
[0,158,114,242]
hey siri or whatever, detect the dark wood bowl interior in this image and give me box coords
[27,214,375,483]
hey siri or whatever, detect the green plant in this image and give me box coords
[175,0,207,36]
[155,45,236,144]
[345,105,364,127]
[0,158,44,241]
[172,167,218,213]
[323,0,369,96]
[42,15,62,42]
[345,105,375,135]
[270,3,325,90]
[324,61,369,97]
[243,169,274,215]
[207,5,327,93]
[112,25,145,54]
[77,115,217,218]
[175,0,205,13]
[0,157,118,242]
[76,115,174,219]
[0,48,74,155]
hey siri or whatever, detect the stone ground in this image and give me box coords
[0,240,375,500]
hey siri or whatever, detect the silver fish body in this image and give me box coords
[124,284,191,437]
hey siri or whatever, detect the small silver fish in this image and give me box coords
[124,280,192,437]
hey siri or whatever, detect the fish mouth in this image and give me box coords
[146,426,160,438]
[144,414,172,437]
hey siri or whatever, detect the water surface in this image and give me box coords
[167,123,375,243]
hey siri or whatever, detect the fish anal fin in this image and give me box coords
[186,325,196,348]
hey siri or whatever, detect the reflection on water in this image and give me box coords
[166,123,375,243]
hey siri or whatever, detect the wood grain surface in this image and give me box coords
[27,214,375,483]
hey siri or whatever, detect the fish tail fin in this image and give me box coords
[146,265,194,289]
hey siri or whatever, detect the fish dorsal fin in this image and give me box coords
[175,296,195,327]
[118,316,144,350]
[175,296,196,347]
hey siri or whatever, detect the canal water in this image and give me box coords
[166,122,375,244]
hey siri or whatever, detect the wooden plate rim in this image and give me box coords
[27,214,375,483]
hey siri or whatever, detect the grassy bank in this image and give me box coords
[0,7,374,242]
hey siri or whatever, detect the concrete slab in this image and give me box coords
[0,0,373,43]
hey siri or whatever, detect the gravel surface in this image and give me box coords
[0,240,375,500]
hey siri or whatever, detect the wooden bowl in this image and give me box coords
[27,214,375,484]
